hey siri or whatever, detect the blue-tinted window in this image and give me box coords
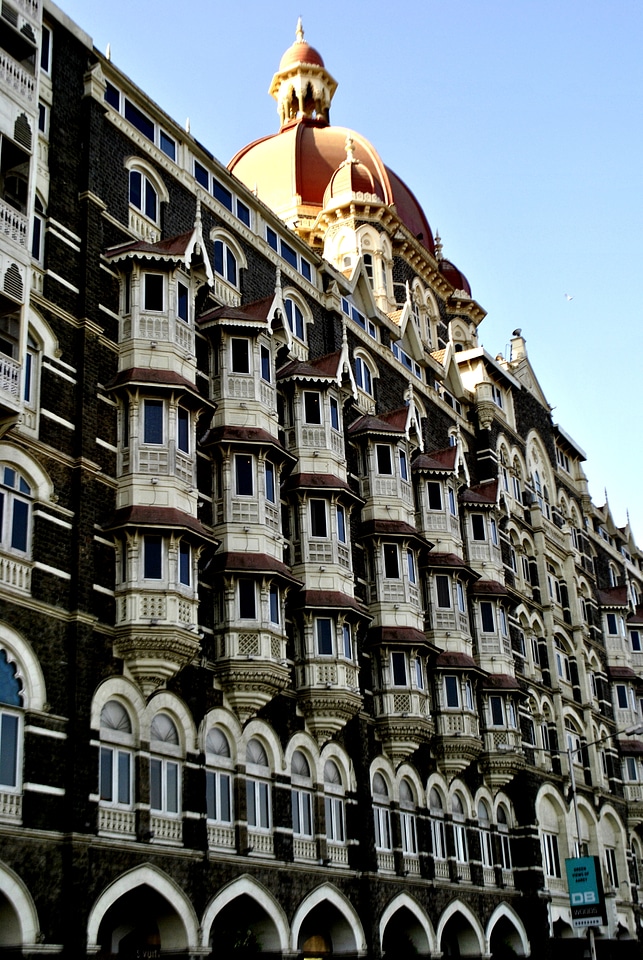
[177,408,189,453]
[269,585,279,624]
[177,282,189,322]
[280,240,298,269]
[104,82,120,109]
[144,536,163,580]
[330,396,339,430]
[445,676,459,707]
[212,179,233,211]
[285,299,304,340]
[266,227,278,251]
[124,99,155,142]
[317,619,333,655]
[261,346,271,382]
[160,131,175,161]
[265,461,275,503]
[179,542,190,586]
[194,161,209,188]
[143,400,164,444]
[337,505,346,543]
[11,501,28,552]
[0,713,19,787]
[237,201,250,226]
[343,624,352,659]
[300,259,312,281]
[40,26,51,72]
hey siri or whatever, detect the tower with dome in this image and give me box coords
[0,8,641,959]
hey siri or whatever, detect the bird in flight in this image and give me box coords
[564,293,574,301]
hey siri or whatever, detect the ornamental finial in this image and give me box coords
[434,230,443,260]
[345,136,356,164]
[296,17,304,42]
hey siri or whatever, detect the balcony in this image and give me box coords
[0,49,36,104]
[0,197,27,247]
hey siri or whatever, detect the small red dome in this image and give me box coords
[279,40,324,71]
[324,147,384,206]
[438,258,472,297]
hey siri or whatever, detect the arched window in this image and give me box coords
[399,777,418,856]
[372,772,392,852]
[291,749,313,841]
[99,700,134,810]
[478,799,493,868]
[129,169,158,223]
[429,787,446,862]
[213,239,238,286]
[0,648,23,794]
[452,793,468,863]
[0,465,32,556]
[246,738,271,832]
[497,804,512,870]
[284,297,305,341]
[354,354,374,396]
[324,759,345,844]
[149,713,181,817]
[205,727,233,828]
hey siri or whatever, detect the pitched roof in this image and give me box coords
[208,552,301,584]
[105,506,214,541]
[278,351,343,381]
[199,296,275,326]
[460,479,498,505]
[599,586,630,607]
[412,446,458,473]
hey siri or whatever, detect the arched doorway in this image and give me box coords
[489,916,526,958]
[210,893,282,957]
[0,889,23,948]
[97,885,187,958]
[297,900,358,958]
[382,905,429,959]
[440,913,481,958]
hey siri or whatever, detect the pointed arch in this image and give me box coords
[86,864,200,952]
[291,882,367,954]
[0,860,41,947]
[201,874,290,952]
[436,899,485,957]
[379,891,436,955]
[486,902,530,957]
[0,622,46,711]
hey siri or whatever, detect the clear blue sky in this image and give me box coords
[57,0,643,541]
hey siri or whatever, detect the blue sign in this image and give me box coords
[565,856,607,928]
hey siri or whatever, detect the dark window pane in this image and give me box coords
[261,346,271,382]
[239,579,256,618]
[144,179,157,221]
[124,99,155,141]
[160,131,175,160]
[310,499,327,537]
[280,240,298,268]
[11,500,28,552]
[177,408,189,453]
[214,240,223,275]
[99,746,113,800]
[300,259,312,281]
[491,696,504,725]
[231,338,250,373]
[304,391,321,424]
[392,652,407,685]
[117,751,131,804]
[104,81,120,108]
[317,619,333,655]
[330,397,339,430]
[471,514,486,540]
[445,676,459,707]
[377,445,392,474]
[226,247,237,285]
[220,774,231,821]
[428,482,442,510]
[178,282,189,322]
[436,575,451,608]
[40,26,51,71]
[144,536,163,580]
[150,758,162,810]
[266,227,278,251]
[269,585,279,624]
[235,455,253,496]
[166,763,179,813]
[383,543,399,578]
[481,601,495,632]
[194,161,209,188]
[212,179,233,211]
[144,400,163,444]
[206,770,216,820]
[337,506,346,543]
[144,274,164,311]
[237,201,250,226]
[265,462,275,503]
[129,170,142,209]
[179,542,190,585]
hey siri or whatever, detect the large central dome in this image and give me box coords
[228,22,435,255]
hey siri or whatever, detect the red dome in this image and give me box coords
[438,258,472,297]
[229,119,435,254]
[279,40,325,71]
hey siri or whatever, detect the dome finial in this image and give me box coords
[345,136,357,164]
[296,17,304,42]
[434,230,443,260]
